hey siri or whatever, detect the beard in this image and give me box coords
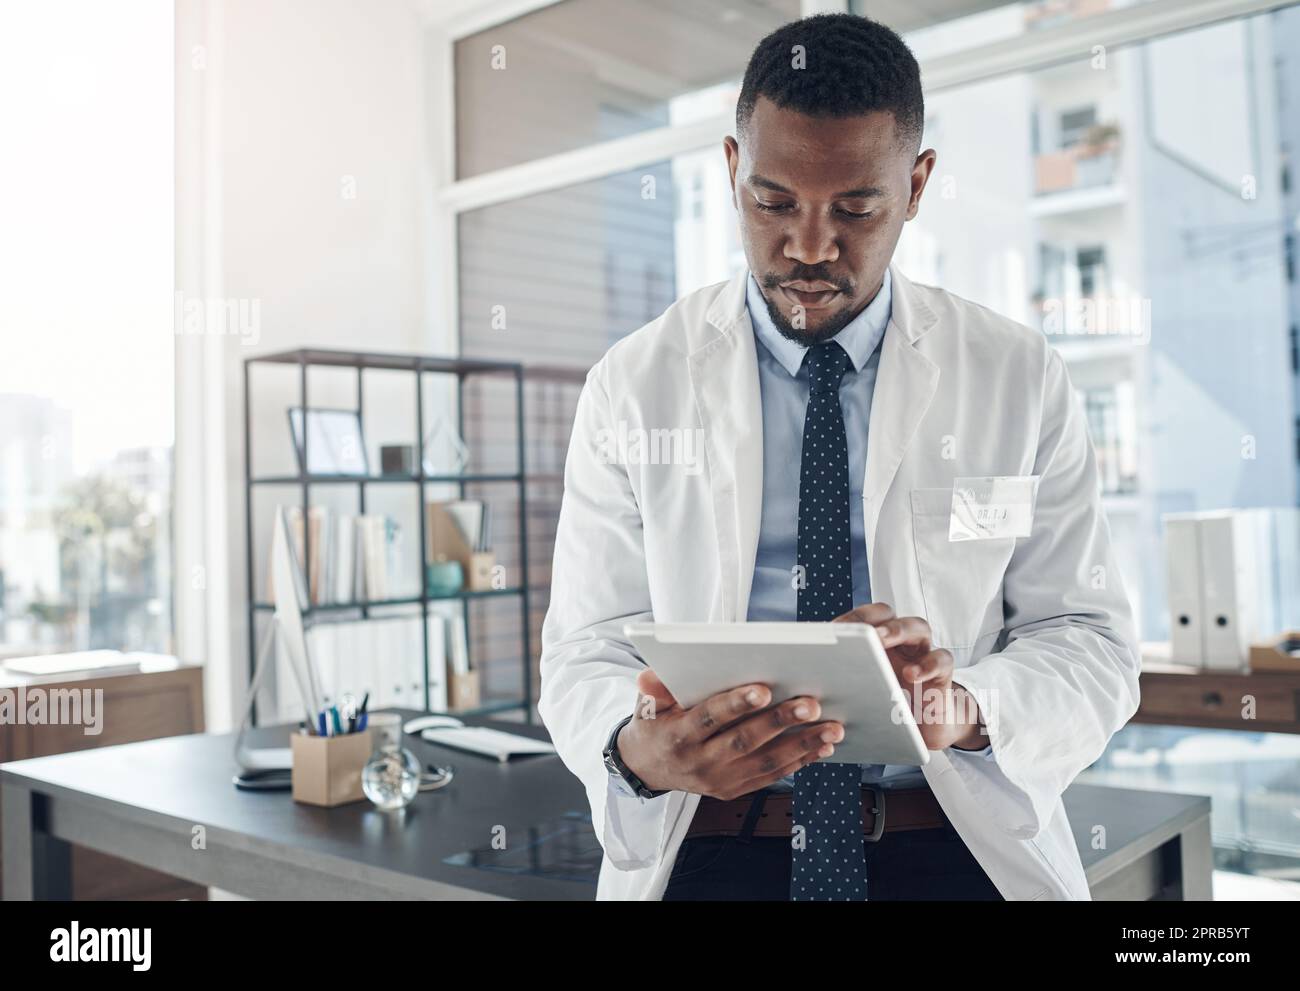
[756,280,860,348]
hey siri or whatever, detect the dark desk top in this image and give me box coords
[2,712,591,899]
[2,712,1209,899]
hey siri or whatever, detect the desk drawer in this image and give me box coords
[1136,672,1300,731]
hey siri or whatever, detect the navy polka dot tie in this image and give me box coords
[790,340,868,901]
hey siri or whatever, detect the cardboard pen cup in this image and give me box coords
[291,729,371,807]
[448,669,481,711]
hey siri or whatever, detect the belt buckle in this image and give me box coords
[864,785,886,842]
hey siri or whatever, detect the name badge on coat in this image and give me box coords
[949,475,1040,542]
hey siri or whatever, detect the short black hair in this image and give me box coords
[736,13,924,149]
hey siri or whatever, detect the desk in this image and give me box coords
[2,713,1211,900]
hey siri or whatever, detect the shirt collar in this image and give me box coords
[745,268,892,378]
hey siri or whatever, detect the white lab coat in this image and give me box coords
[538,264,1141,900]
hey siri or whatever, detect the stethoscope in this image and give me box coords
[420,763,455,791]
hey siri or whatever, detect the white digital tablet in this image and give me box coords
[624,622,929,767]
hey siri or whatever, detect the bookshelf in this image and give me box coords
[242,347,532,724]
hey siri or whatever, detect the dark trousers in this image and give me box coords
[663,816,1004,902]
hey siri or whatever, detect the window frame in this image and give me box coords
[427,0,1291,350]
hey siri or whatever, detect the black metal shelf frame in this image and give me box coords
[242,347,532,723]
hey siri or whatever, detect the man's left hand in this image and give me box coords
[832,603,987,752]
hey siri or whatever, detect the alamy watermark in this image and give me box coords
[891,682,999,740]
[1041,295,1151,343]
[50,922,150,971]
[0,686,103,735]
[593,421,706,476]
[173,290,261,345]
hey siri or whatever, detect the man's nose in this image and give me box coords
[783,214,840,267]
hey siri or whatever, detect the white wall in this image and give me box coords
[176,0,442,730]
[219,1,426,350]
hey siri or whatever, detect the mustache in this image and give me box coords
[760,267,852,292]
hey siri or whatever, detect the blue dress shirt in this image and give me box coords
[744,269,931,791]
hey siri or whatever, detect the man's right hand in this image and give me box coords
[615,668,844,801]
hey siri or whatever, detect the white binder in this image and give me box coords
[1199,512,1258,671]
[1164,510,1260,671]
[1164,515,1204,666]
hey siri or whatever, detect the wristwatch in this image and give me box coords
[602,715,667,800]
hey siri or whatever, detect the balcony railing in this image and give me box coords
[1035,128,1121,196]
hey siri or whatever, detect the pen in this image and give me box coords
[331,706,343,736]
[342,693,361,734]
[318,711,328,737]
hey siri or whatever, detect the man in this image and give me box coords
[539,13,1139,901]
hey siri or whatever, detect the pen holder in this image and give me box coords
[291,729,372,807]
[466,551,497,591]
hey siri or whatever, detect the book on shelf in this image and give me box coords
[260,509,480,722]
[268,506,401,608]
[334,512,354,604]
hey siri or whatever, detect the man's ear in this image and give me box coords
[723,135,740,208]
[906,148,937,221]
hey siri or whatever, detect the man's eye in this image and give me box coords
[754,200,792,213]
[837,208,873,220]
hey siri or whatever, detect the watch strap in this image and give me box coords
[603,715,667,800]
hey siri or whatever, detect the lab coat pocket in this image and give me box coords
[911,487,1014,650]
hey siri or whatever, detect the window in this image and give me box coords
[0,2,173,658]
[449,0,1300,659]
[851,0,1158,61]
[1058,104,1098,148]
[896,9,1300,646]
[1081,382,1138,494]
[1077,245,1107,297]
[885,0,1300,893]
[455,152,742,701]
[453,0,800,178]
[1038,242,1067,298]
[1082,723,1300,879]
[450,0,797,705]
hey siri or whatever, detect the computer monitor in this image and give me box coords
[270,505,319,715]
[233,507,320,774]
